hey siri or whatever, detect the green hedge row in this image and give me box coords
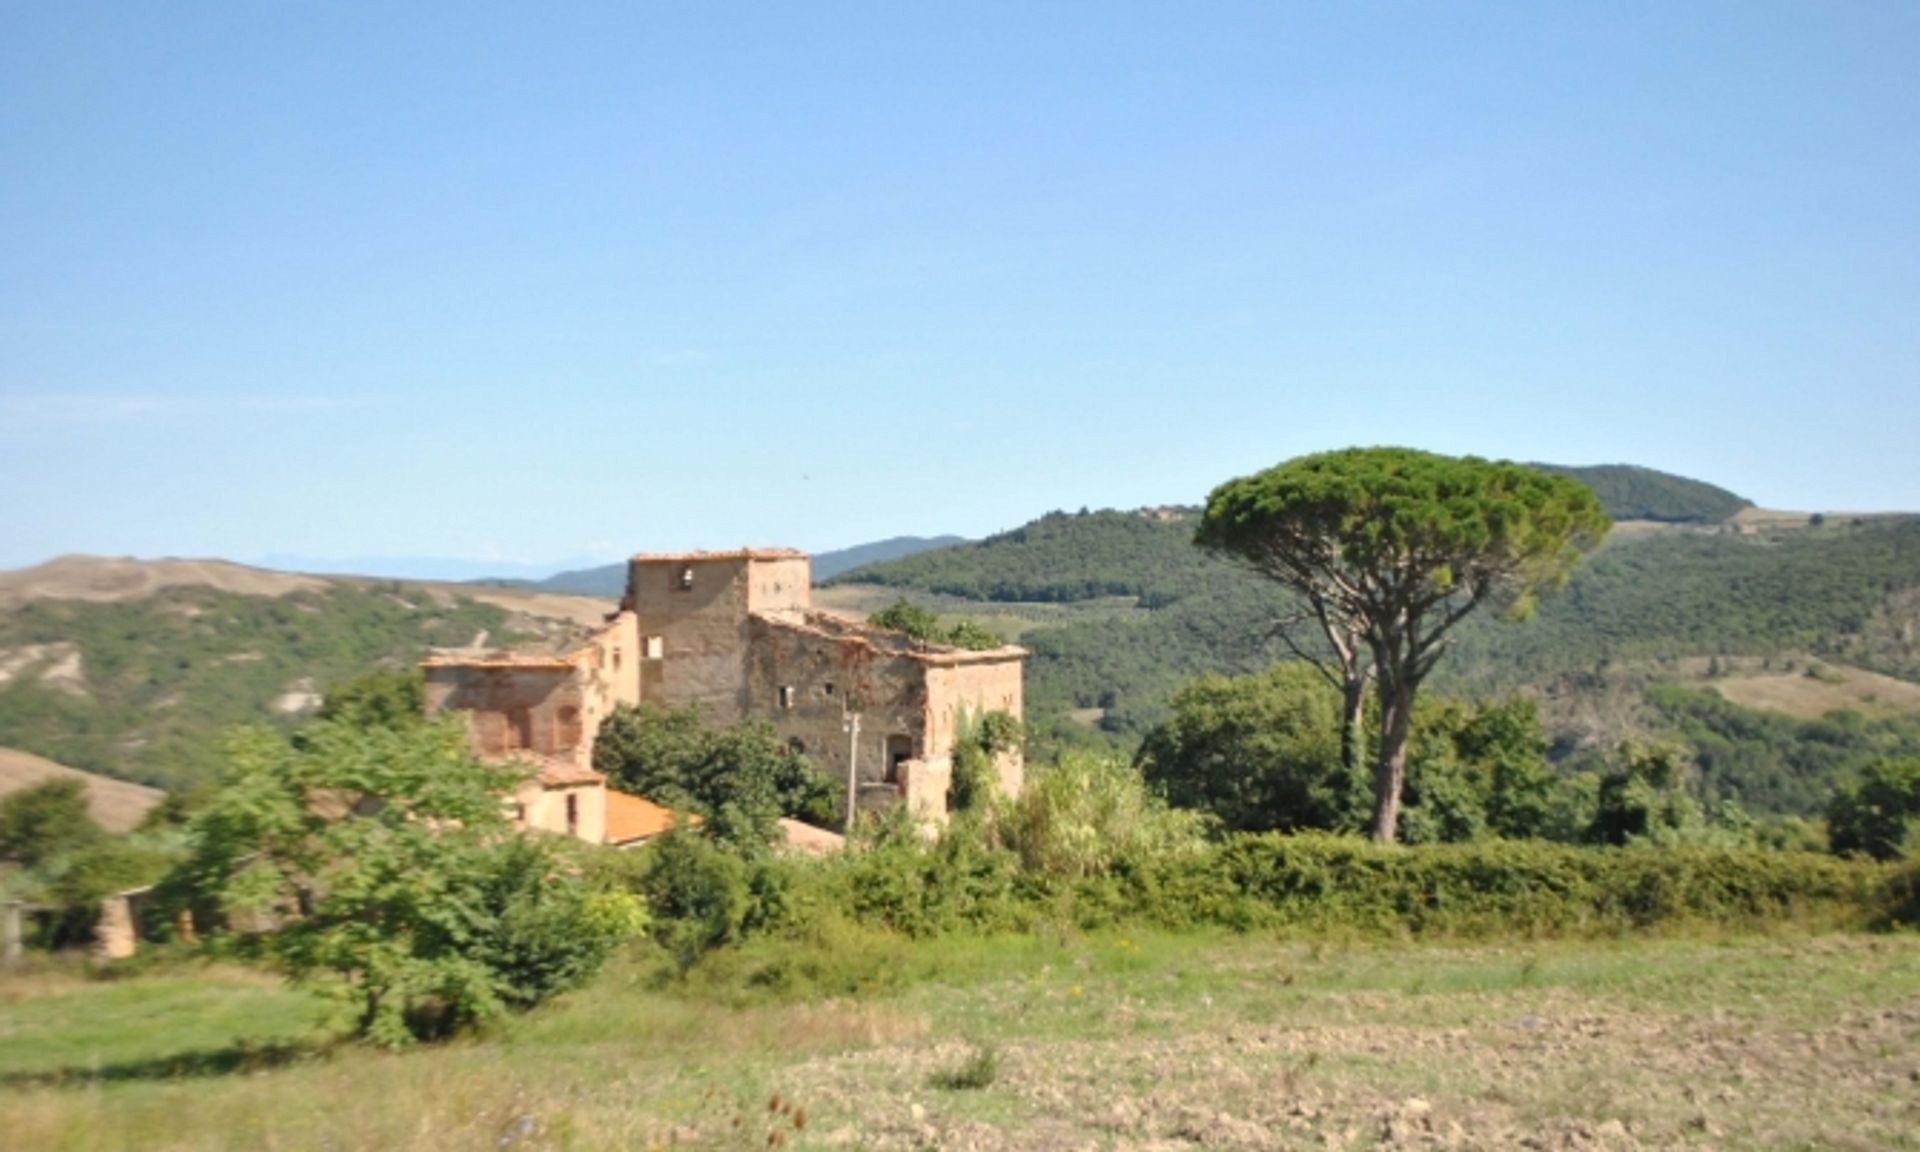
[802,833,1914,941]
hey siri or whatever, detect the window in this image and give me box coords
[643,635,664,659]
[515,803,527,824]
[566,793,579,836]
[885,735,914,783]
[610,647,622,672]
[823,682,836,697]
[778,685,795,709]
[677,565,695,590]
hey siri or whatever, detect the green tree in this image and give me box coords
[868,598,1002,651]
[950,710,1023,814]
[1828,758,1920,860]
[315,667,426,731]
[1196,447,1609,842]
[1135,663,1365,833]
[869,598,943,641]
[591,702,840,846]
[0,777,102,867]
[173,719,642,1046]
[1586,742,1704,845]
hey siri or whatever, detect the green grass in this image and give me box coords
[0,961,342,1084]
[6,928,1916,1150]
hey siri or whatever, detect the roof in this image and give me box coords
[604,790,702,845]
[777,818,846,856]
[629,548,807,562]
[754,609,1027,665]
[421,654,575,669]
[523,755,604,788]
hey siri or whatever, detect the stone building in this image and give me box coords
[423,548,1025,844]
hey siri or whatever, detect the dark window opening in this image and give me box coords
[885,735,914,783]
[778,685,795,709]
[566,793,579,836]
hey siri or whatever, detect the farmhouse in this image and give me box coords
[423,549,1025,846]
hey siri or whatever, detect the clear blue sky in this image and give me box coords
[4,3,1917,573]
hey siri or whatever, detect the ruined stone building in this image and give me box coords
[423,549,1025,846]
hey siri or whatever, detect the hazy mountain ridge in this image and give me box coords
[501,534,971,597]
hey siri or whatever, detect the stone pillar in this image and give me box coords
[92,893,137,961]
[3,901,22,965]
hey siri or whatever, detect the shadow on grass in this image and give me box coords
[0,1036,345,1088]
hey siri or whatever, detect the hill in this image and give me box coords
[514,534,969,597]
[829,466,1753,605]
[0,747,164,833]
[0,556,608,792]
[1534,464,1751,523]
[828,471,1920,817]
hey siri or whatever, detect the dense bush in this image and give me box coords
[1828,758,1920,860]
[0,777,102,867]
[170,719,644,1046]
[592,702,841,847]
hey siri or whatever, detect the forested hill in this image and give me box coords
[1535,464,1751,523]
[828,475,1920,818]
[831,464,1753,603]
[827,509,1220,605]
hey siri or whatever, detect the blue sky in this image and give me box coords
[3,3,1917,574]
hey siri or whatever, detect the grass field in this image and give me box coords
[3,929,1917,1151]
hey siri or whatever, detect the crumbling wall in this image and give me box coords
[747,616,935,803]
[744,556,810,614]
[625,555,757,721]
[423,663,585,760]
[925,655,1027,795]
[573,611,639,762]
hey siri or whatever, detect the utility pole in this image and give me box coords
[843,711,861,835]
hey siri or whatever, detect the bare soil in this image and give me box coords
[0,747,164,832]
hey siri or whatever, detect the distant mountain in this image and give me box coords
[1534,464,1751,524]
[519,535,970,598]
[255,554,616,583]
[811,536,968,581]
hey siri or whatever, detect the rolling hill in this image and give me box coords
[827,466,1920,816]
[0,747,165,833]
[0,556,609,793]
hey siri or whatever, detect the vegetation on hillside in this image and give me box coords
[1534,463,1750,523]
[0,584,521,792]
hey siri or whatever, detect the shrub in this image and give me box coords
[171,719,642,1046]
[1829,758,1920,860]
[0,778,102,868]
[996,749,1211,882]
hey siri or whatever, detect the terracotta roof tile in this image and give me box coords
[604,790,701,845]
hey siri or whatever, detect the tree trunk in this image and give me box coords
[1370,675,1414,843]
[1340,676,1367,782]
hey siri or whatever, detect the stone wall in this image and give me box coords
[513,776,606,843]
[747,615,932,793]
[625,554,762,721]
[924,655,1027,795]
[423,662,585,761]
